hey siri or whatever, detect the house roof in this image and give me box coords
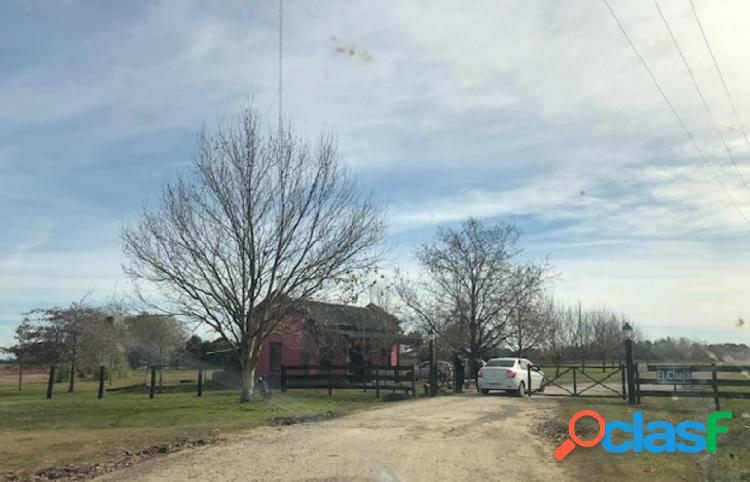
[299,300,400,335]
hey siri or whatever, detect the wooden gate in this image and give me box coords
[529,363,627,399]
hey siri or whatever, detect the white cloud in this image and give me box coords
[2,0,750,345]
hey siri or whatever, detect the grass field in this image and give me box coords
[0,368,386,474]
[553,396,750,482]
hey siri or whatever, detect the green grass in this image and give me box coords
[0,369,386,474]
[553,396,750,482]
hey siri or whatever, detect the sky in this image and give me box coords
[1,0,749,347]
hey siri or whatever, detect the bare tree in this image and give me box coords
[396,218,549,371]
[567,302,590,368]
[15,300,119,391]
[126,314,187,391]
[590,308,624,369]
[505,294,553,357]
[122,109,385,402]
[543,302,577,372]
[2,318,43,391]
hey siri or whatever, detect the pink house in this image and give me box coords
[254,300,403,382]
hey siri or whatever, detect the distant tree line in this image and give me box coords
[395,218,750,370]
[1,299,191,392]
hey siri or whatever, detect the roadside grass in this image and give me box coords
[553,396,750,482]
[0,369,388,474]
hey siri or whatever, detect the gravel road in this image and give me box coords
[96,393,573,482]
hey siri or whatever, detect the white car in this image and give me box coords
[477,357,544,397]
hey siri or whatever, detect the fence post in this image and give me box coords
[624,337,636,405]
[327,365,333,396]
[572,367,577,396]
[281,365,287,393]
[98,365,105,400]
[620,361,626,400]
[149,366,156,399]
[711,363,720,410]
[428,339,437,397]
[197,368,203,397]
[411,364,417,397]
[46,365,55,399]
[393,366,398,395]
[527,365,532,397]
[634,364,641,404]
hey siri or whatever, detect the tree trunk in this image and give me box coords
[158,367,163,394]
[18,358,23,391]
[240,361,255,403]
[68,358,76,392]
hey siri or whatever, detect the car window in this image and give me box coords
[485,359,514,367]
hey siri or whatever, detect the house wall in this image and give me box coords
[255,312,309,377]
[255,311,399,379]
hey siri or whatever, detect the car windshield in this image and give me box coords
[486,360,515,368]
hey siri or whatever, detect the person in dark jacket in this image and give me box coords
[452,351,465,393]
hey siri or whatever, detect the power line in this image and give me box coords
[654,0,750,194]
[601,0,750,230]
[278,0,284,137]
[689,0,750,155]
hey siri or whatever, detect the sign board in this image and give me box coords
[655,367,692,384]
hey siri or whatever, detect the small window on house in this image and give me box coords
[270,342,282,371]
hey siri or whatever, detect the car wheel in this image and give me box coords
[538,382,545,393]
[480,388,489,394]
[516,382,525,397]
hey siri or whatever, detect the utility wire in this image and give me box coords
[278,0,284,137]
[601,0,750,230]
[689,0,750,155]
[654,0,750,194]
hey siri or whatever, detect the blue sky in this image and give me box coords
[2,0,750,347]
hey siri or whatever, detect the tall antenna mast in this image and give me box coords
[278,0,283,137]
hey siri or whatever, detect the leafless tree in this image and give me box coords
[122,109,385,402]
[126,313,187,391]
[16,300,120,391]
[2,318,42,391]
[505,294,554,357]
[572,302,594,369]
[396,218,550,371]
[543,302,577,372]
[589,308,630,368]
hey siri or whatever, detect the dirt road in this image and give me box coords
[96,393,572,482]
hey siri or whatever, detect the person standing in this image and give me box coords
[452,351,465,393]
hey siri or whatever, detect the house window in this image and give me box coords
[270,342,283,371]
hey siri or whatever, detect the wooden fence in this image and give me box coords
[530,363,626,398]
[637,364,750,409]
[42,365,208,399]
[281,364,417,398]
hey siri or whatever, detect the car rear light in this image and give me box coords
[478,368,483,378]
[506,369,517,379]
